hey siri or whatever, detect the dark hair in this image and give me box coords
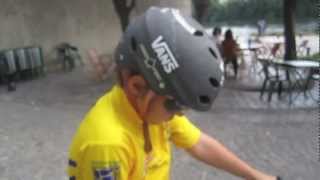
[213,27,221,36]
[115,63,141,87]
[225,29,233,40]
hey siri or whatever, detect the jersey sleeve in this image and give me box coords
[68,143,131,180]
[168,115,201,149]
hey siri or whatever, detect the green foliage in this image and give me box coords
[300,53,320,61]
[206,0,317,25]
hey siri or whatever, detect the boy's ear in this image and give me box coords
[127,75,156,117]
[127,75,149,97]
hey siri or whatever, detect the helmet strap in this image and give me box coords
[143,121,152,154]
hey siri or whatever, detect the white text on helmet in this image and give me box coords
[152,36,179,74]
[139,44,166,89]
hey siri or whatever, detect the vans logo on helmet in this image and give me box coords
[139,44,166,89]
[152,36,179,74]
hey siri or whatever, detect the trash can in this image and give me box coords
[14,47,34,79]
[15,48,30,71]
[0,51,7,77]
[3,49,17,75]
[0,50,17,91]
[26,46,44,76]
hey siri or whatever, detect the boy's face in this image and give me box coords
[124,74,184,124]
[143,94,179,124]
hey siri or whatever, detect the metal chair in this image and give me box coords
[259,59,290,102]
[56,43,81,71]
[303,66,319,102]
[297,40,310,57]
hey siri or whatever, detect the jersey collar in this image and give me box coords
[110,85,144,126]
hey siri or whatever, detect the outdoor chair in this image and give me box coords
[297,40,310,56]
[270,43,283,58]
[303,67,319,102]
[271,62,312,105]
[57,43,82,71]
[87,49,115,81]
[259,59,290,102]
[248,43,270,80]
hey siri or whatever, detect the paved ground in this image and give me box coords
[0,68,319,180]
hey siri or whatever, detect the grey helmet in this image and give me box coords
[115,7,224,111]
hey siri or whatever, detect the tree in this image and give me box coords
[112,0,136,32]
[192,0,210,24]
[283,0,297,60]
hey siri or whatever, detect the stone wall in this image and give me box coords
[0,0,191,64]
[0,0,121,63]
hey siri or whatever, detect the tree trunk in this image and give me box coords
[118,12,130,32]
[112,0,136,32]
[283,0,297,60]
[192,0,209,24]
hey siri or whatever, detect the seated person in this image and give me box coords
[212,26,222,50]
[222,29,239,78]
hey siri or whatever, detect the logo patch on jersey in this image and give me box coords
[152,36,179,74]
[92,161,119,180]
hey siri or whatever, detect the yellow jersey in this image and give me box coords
[68,85,201,180]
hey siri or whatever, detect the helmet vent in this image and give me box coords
[194,30,204,36]
[199,95,211,104]
[209,48,217,59]
[131,37,138,52]
[209,77,220,88]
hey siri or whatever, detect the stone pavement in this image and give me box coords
[0,68,318,180]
